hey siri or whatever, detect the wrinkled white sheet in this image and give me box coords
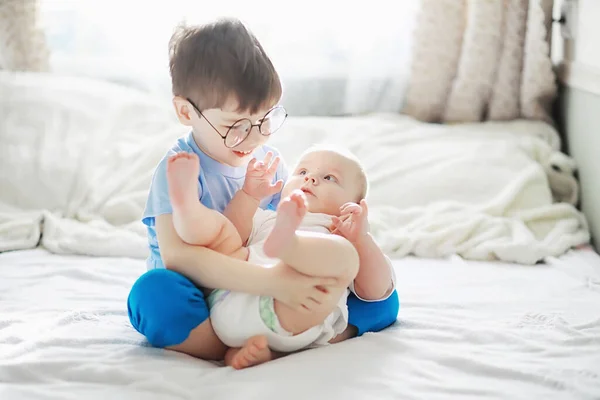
[1,248,600,400]
[0,72,589,264]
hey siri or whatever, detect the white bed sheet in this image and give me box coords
[1,248,600,400]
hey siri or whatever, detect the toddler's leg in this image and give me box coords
[167,153,245,257]
[128,268,228,360]
[265,191,359,335]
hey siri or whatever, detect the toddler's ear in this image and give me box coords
[173,96,194,126]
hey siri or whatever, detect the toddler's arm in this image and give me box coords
[156,213,338,310]
[224,153,283,244]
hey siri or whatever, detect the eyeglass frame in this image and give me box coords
[186,97,288,148]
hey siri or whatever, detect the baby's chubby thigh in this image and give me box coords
[206,209,248,260]
[220,213,249,260]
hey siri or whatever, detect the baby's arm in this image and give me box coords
[223,190,260,245]
[331,200,393,300]
[224,152,283,244]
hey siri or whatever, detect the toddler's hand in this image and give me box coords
[330,199,370,244]
[243,152,284,201]
[267,263,339,313]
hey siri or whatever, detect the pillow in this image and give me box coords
[0,71,182,253]
[269,114,588,264]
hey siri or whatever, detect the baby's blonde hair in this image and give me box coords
[297,144,368,201]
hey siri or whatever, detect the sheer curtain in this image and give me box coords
[39,0,418,116]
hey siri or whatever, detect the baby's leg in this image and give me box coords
[224,335,285,369]
[223,193,359,370]
[265,192,359,335]
[167,153,245,258]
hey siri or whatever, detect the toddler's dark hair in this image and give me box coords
[169,18,282,113]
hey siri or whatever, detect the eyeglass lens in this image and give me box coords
[224,106,287,148]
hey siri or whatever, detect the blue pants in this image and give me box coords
[128,268,400,348]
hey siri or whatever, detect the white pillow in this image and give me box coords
[269,114,588,264]
[0,71,182,253]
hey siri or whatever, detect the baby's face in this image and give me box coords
[282,150,362,216]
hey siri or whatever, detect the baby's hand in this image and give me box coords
[330,199,370,244]
[242,152,284,201]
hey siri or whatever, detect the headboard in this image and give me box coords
[557,77,600,251]
[555,0,600,250]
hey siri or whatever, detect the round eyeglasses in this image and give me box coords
[186,98,288,148]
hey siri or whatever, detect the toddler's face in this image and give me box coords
[282,150,363,216]
[190,98,273,168]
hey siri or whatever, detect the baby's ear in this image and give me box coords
[173,96,194,126]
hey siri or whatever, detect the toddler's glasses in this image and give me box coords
[187,98,288,148]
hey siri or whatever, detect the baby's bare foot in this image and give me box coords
[263,190,307,258]
[225,335,273,370]
[166,152,200,210]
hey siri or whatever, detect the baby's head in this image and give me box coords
[282,146,368,216]
[168,18,286,167]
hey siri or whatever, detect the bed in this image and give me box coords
[2,1,600,399]
[1,68,599,399]
[1,247,600,399]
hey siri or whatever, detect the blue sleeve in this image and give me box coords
[267,157,289,210]
[142,152,203,226]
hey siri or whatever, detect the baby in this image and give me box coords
[166,145,394,369]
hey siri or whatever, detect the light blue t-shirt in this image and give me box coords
[142,132,288,270]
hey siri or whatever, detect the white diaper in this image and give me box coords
[208,286,349,353]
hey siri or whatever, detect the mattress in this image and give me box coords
[1,248,600,400]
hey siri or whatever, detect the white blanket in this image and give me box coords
[2,248,600,399]
[0,72,589,264]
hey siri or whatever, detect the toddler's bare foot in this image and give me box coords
[167,152,200,210]
[225,335,273,370]
[263,190,307,258]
